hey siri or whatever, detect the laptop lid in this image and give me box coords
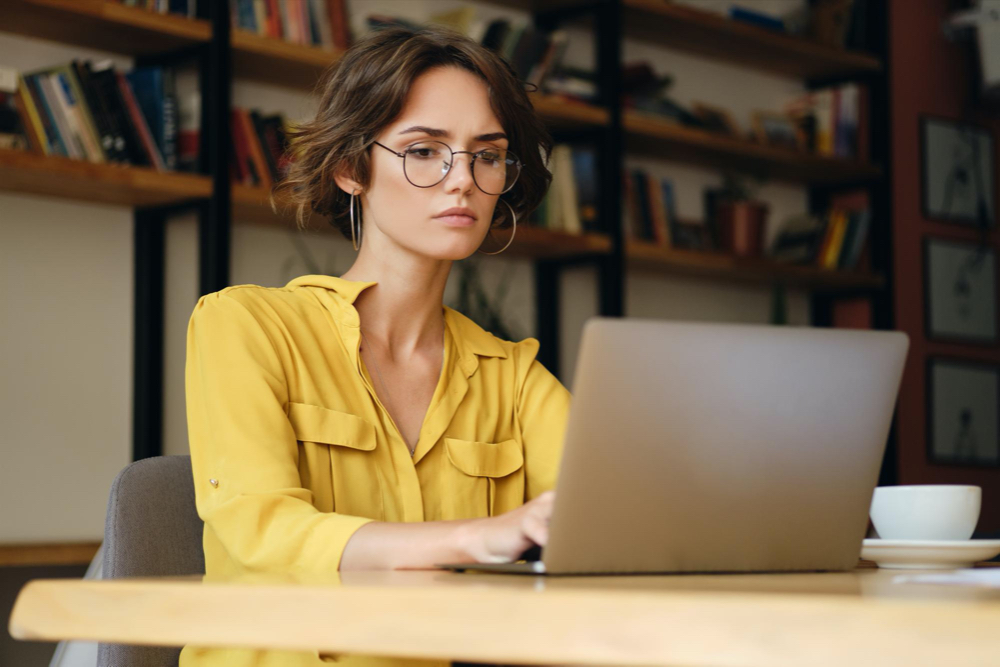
[540,318,909,575]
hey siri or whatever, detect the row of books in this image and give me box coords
[0,61,198,173]
[621,167,716,251]
[771,208,872,270]
[231,0,351,50]
[230,107,291,188]
[530,144,598,235]
[110,0,198,18]
[785,83,869,160]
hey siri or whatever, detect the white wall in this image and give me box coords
[1,0,812,541]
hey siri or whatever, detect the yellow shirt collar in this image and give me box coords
[284,274,508,362]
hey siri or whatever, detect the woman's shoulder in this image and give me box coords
[189,282,334,336]
[444,306,543,372]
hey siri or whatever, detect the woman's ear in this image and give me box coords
[332,167,362,196]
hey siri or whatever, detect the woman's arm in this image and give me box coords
[340,491,555,570]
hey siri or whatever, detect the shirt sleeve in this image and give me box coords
[185,290,374,575]
[513,338,572,501]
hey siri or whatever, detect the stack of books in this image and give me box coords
[530,143,598,235]
[231,0,351,50]
[770,207,872,270]
[0,61,198,173]
[785,83,869,160]
[622,167,712,251]
[230,107,291,188]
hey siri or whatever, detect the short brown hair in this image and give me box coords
[271,24,554,240]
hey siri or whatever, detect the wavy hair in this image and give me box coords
[270,23,554,241]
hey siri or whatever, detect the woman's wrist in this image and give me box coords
[453,516,489,564]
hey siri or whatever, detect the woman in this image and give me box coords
[181,23,571,667]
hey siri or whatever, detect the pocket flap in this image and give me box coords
[444,438,523,477]
[287,402,376,451]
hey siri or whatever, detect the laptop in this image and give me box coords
[438,317,909,575]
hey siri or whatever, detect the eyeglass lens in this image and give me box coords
[403,141,520,194]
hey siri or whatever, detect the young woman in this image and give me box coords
[181,23,571,667]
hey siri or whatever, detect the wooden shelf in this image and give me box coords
[0,541,100,568]
[620,0,882,79]
[627,240,885,292]
[233,184,612,260]
[0,149,212,207]
[5,0,210,53]
[530,94,610,128]
[232,29,342,90]
[624,110,882,185]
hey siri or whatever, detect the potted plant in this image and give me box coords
[715,172,769,258]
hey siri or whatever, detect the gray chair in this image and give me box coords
[96,455,205,667]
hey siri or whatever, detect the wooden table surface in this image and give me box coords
[9,563,1000,666]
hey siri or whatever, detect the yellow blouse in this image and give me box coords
[179,274,571,667]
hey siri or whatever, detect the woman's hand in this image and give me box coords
[463,491,556,564]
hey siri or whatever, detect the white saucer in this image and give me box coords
[861,538,1000,570]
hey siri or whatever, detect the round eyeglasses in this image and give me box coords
[372,140,521,195]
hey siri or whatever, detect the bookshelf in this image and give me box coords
[0,148,212,207]
[624,112,883,185]
[618,0,882,79]
[231,29,343,89]
[627,240,885,292]
[6,0,210,53]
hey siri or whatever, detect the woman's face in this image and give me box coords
[338,66,510,260]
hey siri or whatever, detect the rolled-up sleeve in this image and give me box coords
[185,291,374,574]
[513,338,572,501]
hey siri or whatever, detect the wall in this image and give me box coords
[889,0,1000,533]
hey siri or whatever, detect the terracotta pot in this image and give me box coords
[717,200,769,258]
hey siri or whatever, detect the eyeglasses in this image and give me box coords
[372,140,521,195]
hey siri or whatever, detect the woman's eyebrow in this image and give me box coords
[397,126,508,142]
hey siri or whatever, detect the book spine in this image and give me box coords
[24,74,67,156]
[60,66,107,162]
[39,73,84,158]
[15,73,49,154]
[117,71,165,170]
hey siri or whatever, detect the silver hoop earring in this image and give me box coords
[477,199,517,255]
[350,190,362,251]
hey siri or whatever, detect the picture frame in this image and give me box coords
[920,116,997,227]
[691,102,742,138]
[926,358,1000,467]
[923,238,998,344]
[751,110,802,151]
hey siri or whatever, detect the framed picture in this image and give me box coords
[691,102,741,138]
[924,238,998,344]
[927,358,1000,467]
[751,110,802,151]
[920,116,996,227]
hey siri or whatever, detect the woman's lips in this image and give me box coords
[436,214,476,227]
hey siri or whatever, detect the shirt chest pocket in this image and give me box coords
[287,401,383,521]
[442,437,525,519]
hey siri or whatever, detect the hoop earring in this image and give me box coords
[477,199,517,255]
[350,190,362,251]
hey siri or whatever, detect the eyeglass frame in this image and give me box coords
[371,139,522,195]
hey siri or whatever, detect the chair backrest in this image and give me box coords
[96,455,204,667]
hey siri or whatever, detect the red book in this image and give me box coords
[327,0,350,49]
[266,0,282,39]
[116,71,164,171]
[238,107,273,188]
[230,108,253,185]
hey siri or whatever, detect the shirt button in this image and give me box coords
[209,478,219,488]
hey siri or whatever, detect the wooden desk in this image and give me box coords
[9,564,1000,666]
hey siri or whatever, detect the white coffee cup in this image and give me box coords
[869,485,981,541]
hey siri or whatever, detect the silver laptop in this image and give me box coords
[438,317,909,576]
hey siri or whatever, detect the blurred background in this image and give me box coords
[1,0,999,663]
